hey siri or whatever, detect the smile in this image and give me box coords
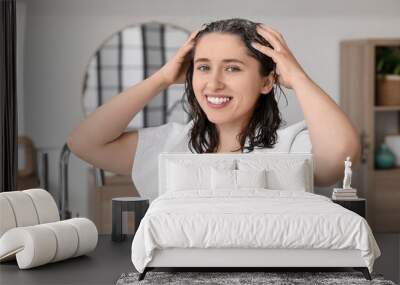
[206,95,233,109]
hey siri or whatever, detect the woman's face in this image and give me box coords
[192,32,272,127]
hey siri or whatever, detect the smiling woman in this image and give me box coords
[183,22,282,154]
[67,18,361,202]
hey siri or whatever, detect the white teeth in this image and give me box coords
[207,96,231,104]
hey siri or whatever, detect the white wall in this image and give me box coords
[17,0,400,216]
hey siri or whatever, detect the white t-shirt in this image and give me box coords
[131,120,312,202]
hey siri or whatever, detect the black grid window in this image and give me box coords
[82,23,191,130]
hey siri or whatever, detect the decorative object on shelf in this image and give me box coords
[332,156,358,200]
[374,143,396,169]
[343,156,352,189]
[376,46,400,106]
[385,134,400,167]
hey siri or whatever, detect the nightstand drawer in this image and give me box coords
[332,199,366,218]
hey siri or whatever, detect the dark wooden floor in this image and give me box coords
[0,235,134,285]
[1,233,397,284]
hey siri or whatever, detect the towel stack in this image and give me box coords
[332,188,358,200]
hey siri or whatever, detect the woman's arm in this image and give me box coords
[291,74,361,186]
[67,29,201,174]
[67,72,167,151]
[68,28,201,150]
[251,24,361,187]
[66,72,168,175]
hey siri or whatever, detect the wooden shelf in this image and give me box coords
[340,39,400,232]
[374,167,400,173]
[374,105,400,112]
[374,168,400,184]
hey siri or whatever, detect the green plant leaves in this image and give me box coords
[376,46,400,75]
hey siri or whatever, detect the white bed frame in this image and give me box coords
[148,248,365,267]
[138,153,371,281]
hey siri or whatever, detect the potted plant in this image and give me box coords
[376,46,400,106]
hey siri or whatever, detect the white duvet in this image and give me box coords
[131,189,381,273]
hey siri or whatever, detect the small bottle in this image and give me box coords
[375,143,396,169]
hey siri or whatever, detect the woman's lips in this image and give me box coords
[205,94,232,99]
[206,95,233,109]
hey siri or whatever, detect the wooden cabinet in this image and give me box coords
[340,39,400,232]
[87,167,140,234]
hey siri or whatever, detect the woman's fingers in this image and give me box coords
[255,25,286,52]
[259,24,288,47]
[186,28,203,44]
[251,42,277,61]
[174,29,200,60]
[177,28,203,58]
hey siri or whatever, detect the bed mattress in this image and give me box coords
[131,189,381,273]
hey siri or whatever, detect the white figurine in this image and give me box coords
[342,156,352,189]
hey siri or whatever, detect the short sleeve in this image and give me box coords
[290,129,312,153]
[131,121,191,202]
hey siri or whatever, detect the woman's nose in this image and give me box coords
[207,70,225,90]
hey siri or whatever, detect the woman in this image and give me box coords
[67,18,360,201]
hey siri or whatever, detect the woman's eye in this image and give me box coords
[196,65,240,72]
[197,65,209,71]
[226,66,240,72]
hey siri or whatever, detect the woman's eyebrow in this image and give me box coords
[194,58,246,65]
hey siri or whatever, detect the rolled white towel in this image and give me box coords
[0,218,98,269]
[0,191,39,227]
[42,221,79,262]
[0,225,57,268]
[0,189,59,239]
[64,218,98,257]
[0,196,17,237]
[23,189,60,224]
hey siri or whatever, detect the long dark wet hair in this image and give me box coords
[182,18,288,153]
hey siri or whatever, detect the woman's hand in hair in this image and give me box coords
[157,28,202,86]
[251,24,309,90]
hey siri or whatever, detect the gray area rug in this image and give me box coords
[116,271,396,285]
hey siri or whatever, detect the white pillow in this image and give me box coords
[236,169,268,188]
[211,168,268,190]
[166,159,236,192]
[266,161,308,191]
[237,159,310,192]
[211,168,236,190]
[167,161,210,191]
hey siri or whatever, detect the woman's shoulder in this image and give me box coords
[139,120,192,137]
[252,120,311,153]
[136,119,193,154]
[132,120,193,202]
[277,120,307,136]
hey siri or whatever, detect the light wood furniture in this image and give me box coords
[87,167,141,234]
[16,136,40,190]
[340,38,400,232]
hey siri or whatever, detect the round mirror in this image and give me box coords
[81,21,191,130]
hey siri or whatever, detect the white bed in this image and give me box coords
[130,152,381,281]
